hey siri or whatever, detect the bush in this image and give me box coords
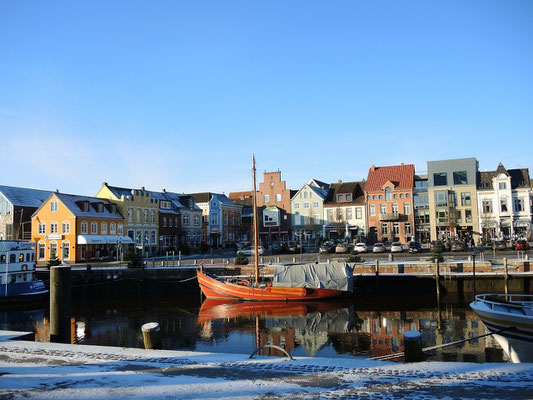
[47,256,62,268]
[235,252,249,265]
[125,250,144,268]
[347,254,364,263]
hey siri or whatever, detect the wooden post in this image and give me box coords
[435,259,440,299]
[504,257,509,298]
[50,266,71,344]
[375,260,379,276]
[389,253,393,262]
[142,322,161,350]
[404,331,423,362]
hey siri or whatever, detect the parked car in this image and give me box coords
[493,240,507,251]
[408,241,421,253]
[514,240,530,251]
[238,246,264,256]
[451,241,465,252]
[236,241,250,250]
[287,242,301,253]
[270,242,282,254]
[430,240,444,252]
[319,241,335,254]
[353,243,368,253]
[383,241,393,252]
[372,243,386,253]
[335,243,349,253]
[390,242,403,253]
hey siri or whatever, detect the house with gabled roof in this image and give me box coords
[477,162,531,240]
[31,192,126,263]
[366,164,415,244]
[96,183,159,256]
[323,180,367,242]
[290,179,330,241]
[161,192,203,250]
[0,185,52,241]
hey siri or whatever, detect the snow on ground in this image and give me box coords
[0,330,532,399]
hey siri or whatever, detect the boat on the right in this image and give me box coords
[470,293,533,363]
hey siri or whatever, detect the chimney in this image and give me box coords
[401,162,405,166]
[338,180,342,184]
[162,188,166,193]
[141,186,145,191]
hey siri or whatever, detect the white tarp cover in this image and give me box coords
[272,262,353,292]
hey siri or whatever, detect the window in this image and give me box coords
[151,230,157,245]
[393,194,398,199]
[117,223,123,235]
[327,209,333,221]
[346,194,352,201]
[38,223,46,235]
[404,203,410,215]
[355,207,362,219]
[110,223,116,235]
[144,210,148,224]
[381,223,388,235]
[392,203,398,213]
[0,196,10,215]
[224,214,228,225]
[453,171,468,185]
[62,222,70,234]
[136,209,141,224]
[62,241,70,260]
[128,208,133,224]
[380,204,387,214]
[184,214,190,226]
[210,214,218,225]
[515,198,525,212]
[50,242,57,259]
[501,198,508,213]
[194,215,200,226]
[499,182,507,190]
[435,191,448,207]
[436,210,448,224]
[304,192,308,199]
[369,205,376,216]
[50,201,58,212]
[151,210,156,225]
[393,223,399,235]
[337,194,343,202]
[50,223,58,234]
[379,195,383,200]
[163,217,167,227]
[101,222,107,234]
[264,195,269,203]
[91,222,98,234]
[405,223,412,235]
[81,221,88,234]
[230,214,234,225]
[385,187,392,201]
[482,200,493,214]
[313,201,319,208]
[465,209,472,223]
[373,195,377,200]
[38,242,45,260]
[304,202,310,209]
[346,208,352,219]
[434,172,447,186]
[276,194,281,202]
[461,192,471,206]
[294,202,300,209]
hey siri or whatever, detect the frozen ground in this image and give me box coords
[0,330,532,399]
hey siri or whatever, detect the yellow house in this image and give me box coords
[31,192,127,263]
[96,183,159,256]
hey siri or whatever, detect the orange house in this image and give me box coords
[31,192,128,263]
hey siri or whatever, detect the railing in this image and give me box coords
[379,213,400,221]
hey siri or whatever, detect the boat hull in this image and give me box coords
[197,270,344,301]
[470,297,533,363]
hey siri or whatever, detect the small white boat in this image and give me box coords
[470,293,533,363]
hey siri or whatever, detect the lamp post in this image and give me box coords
[472,248,477,299]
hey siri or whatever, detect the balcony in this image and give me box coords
[379,212,400,221]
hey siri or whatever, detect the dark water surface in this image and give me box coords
[0,281,509,363]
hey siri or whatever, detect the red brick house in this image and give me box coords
[366,164,415,244]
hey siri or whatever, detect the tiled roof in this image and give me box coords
[365,164,415,191]
[228,191,252,200]
[189,193,211,203]
[478,166,530,190]
[324,181,366,205]
[106,184,136,199]
[0,185,52,208]
[55,193,124,219]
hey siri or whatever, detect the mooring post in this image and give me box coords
[504,257,509,298]
[50,266,72,344]
[389,253,393,262]
[375,260,379,276]
[141,322,161,350]
[435,259,440,299]
[178,250,181,266]
[403,331,423,362]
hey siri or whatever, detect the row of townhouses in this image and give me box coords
[0,157,531,262]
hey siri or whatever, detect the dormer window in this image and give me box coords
[385,187,392,201]
[77,201,90,212]
[106,203,117,214]
[346,194,352,201]
[337,195,343,202]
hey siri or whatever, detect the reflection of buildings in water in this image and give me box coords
[259,328,296,357]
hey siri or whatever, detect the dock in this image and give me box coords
[0,330,532,399]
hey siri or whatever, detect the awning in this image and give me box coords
[77,235,135,245]
[106,236,135,244]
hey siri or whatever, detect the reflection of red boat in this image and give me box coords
[198,298,346,324]
[197,270,345,301]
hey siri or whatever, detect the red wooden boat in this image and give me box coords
[197,269,344,301]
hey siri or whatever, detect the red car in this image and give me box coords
[514,240,530,250]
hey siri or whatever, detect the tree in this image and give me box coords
[430,241,444,262]
[125,249,144,268]
[235,252,249,265]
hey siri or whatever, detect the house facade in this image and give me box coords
[477,163,531,240]
[413,175,431,244]
[0,186,52,241]
[427,158,479,242]
[95,183,159,256]
[31,192,126,263]
[365,164,415,244]
[290,179,330,241]
[323,180,367,242]
[164,193,203,250]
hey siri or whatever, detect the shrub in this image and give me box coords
[235,252,249,265]
[125,250,144,268]
[47,256,62,268]
[347,254,364,263]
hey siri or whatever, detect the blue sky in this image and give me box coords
[1,1,532,195]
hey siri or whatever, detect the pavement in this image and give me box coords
[0,330,532,399]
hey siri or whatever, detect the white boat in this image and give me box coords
[0,241,48,302]
[470,293,533,363]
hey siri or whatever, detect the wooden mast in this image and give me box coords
[252,154,260,286]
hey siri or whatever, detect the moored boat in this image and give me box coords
[0,241,48,302]
[470,293,533,363]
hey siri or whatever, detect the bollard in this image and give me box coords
[50,266,72,344]
[403,331,424,362]
[293,257,296,263]
[504,258,509,298]
[375,260,380,276]
[142,322,161,349]
[435,259,440,299]
[389,253,393,262]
